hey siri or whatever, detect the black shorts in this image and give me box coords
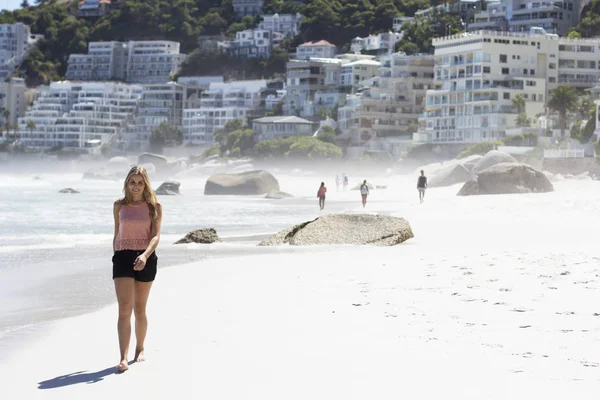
[112,250,158,282]
[319,195,326,200]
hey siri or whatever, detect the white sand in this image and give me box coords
[2,180,600,398]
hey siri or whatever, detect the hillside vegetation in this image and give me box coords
[0,0,445,86]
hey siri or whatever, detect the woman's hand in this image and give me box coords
[133,254,148,271]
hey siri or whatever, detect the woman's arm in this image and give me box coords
[113,202,121,252]
[143,203,163,258]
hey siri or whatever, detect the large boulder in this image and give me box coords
[428,163,473,188]
[138,153,168,168]
[472,150,517,173]
[259,214,414,246]
[175,228,221,244]
[156,180,180,195]
[204,170,280,195]
[457,163,554,196]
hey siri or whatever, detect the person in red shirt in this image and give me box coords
[317,182,327,210]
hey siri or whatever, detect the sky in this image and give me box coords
[3,0,23,12]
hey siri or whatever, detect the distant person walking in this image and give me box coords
[335,174,340,192]
[317,182,327,210]
[417,170,427,204]
[113,166,163,373]
[360,180,370,207]
[343,173,349,191]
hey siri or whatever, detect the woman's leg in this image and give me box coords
[133,280,154,362]
[114,277,135,372]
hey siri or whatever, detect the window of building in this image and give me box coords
[530,69,535,75]
[502,68,509,74]
[499,54,507,63]
[503,92,510,100]
[483,66,490,73]
[549,63,556,69]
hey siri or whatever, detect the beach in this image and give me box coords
[1,169,600,398]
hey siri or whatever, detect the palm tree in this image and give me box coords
[26,120,36,140]
[511,94,526,114]
[547,85,579,137]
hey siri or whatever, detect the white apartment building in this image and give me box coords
[296,40,338,60]
[124,82,185,150]
[183,80,267,146]
[0,23,42,80]
[218,29,284,58]
[508,0,580,36]
[340,59,380,92]
[66,41,186,84]
[285,58,343,120]
[350,32,403,56]
[469,2,508,32]
[232,0,264,17]
[416,30,556,145]
[77,0,116,18]
[259,13,303,37]
[0,77,26,129]
[18,81,142,151]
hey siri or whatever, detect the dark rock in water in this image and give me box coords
[175,228,221,244]
[156,180,180,195]
[33,176,42,180]
[472,150,517,173]
[457,163,554,196]
[265,190,292,199]
[429,163,473,188]
[59,188,79,194]
[259,214,413,246]
[204,170,280,195]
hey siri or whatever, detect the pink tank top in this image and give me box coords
[115,202,152,251]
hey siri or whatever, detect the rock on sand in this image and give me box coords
[205,170,280,195]
[259,214,413,246]
[175,228,222,244]
[457,162,554,196]
[155,180,180,195]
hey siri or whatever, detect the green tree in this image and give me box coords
[224,128,255,156]
[317,108,331,120]
[20,0,30,8]
[149,122,183,154]
[317,125,336,143]
[547,86,579,137]
[512,93,526,114]
[254,136,342,160]
[515,113,531,127]
[26,119,36,139]
[566,30,582,39]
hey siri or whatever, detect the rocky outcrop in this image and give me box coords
[59,188,79,194]
[265,190,293,199]
[156,180,180,195]
[138,153,168,168]
[428,163,473,188]
[259,214,414,246]
[175,228,222,244]
[457,163,554,196]
[472,150,517,174]
[204,170,280,195]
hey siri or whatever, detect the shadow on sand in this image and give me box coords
[38,365,122,389]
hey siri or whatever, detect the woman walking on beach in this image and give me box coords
[317,182,327,210]
[113,165,162,373]
[360,180,369,208]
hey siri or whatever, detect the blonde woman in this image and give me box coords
[113,166,162,373]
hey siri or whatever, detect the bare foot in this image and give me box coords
[116,361,129,373]
[134,348,145,363]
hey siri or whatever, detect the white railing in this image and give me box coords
[543,149,584,158]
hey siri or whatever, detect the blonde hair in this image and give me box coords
[118,165,159,221]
